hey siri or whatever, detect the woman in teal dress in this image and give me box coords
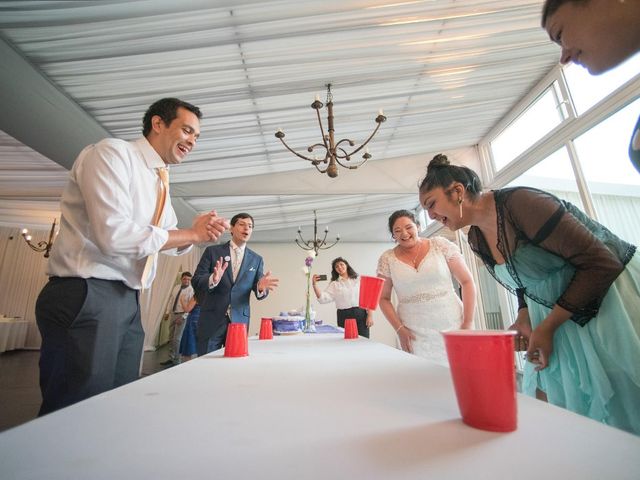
[418,154,640,435]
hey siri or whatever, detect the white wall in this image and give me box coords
[246,242,398,348]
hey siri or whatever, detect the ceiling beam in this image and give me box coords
[0,35,110,170]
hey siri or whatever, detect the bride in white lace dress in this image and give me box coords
[377,210,476,365]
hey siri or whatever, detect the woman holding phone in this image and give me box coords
[312,257,373,337]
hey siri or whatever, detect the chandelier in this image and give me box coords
[295,210,340,256]
[21,218,58,258]
[275,84,386,178]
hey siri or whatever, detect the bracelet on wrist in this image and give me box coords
[395,324,405,333]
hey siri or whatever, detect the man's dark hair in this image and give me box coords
[181,271,192,278]
[541,0,587,27]
[142,98,202,137]
[231,213,254,227]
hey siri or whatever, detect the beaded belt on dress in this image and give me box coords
[399,289,448,304]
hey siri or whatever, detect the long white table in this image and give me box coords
[0,317,28,353]
[1,334,638,479]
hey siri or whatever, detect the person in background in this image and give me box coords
[179,290,203,363]
[35,98,228,415]
[192,213,279,355]
[312,257,373,338]
[419,153,640,434]
[160,271,194,367]
[376,208,476,366]
[541,0,640,171]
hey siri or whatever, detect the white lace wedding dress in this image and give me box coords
[377,236,463,366]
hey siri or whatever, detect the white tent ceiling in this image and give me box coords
[0,0,559,242]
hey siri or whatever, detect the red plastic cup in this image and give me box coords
[359,276,385,310]
[224,323,249,357]
[344,318,359,340]
[259,317,273,340]
[442,330,517,432]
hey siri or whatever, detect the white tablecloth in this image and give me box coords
[0,317,28,353]
[0,334,638,479]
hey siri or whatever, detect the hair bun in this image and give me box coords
[428,153,450,171]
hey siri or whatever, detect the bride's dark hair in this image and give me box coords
[419,153,483,199]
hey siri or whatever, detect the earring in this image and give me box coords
[458,197,463,219]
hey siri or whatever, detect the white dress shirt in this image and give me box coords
[209,240,245,287]
[316,277,361,310]
[208,241,266,298]
[47,137,190,290]
[166,283,194,314]
[230,240,245,281]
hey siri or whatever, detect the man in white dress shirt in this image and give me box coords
[35,98,229,415]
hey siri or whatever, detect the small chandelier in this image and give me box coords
[21,218,58,258]
[275,84,386,178]
[295,210,340,256]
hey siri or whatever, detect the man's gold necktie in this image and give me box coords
[141,167,169,287]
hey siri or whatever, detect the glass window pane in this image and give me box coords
[564,54,640,115]
[491,87,564,171]
[573,98,640,244]
[416,207,431,232]
[506,147,584,209]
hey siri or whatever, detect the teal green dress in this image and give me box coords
[469,187,640,435]
[495,247,640,434]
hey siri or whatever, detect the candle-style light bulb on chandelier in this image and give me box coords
[21,218,58,258]
[295,210,340,256]
[275,83,386,178]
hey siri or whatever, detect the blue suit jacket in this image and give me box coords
[192,242,266,339]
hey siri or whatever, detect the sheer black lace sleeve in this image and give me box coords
[516,288,527,311]
[502,188,634,324]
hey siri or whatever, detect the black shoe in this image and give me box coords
[160,360,174,366]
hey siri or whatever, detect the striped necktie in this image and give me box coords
[232,246,242,281]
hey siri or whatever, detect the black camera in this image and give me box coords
[316,274,328,281]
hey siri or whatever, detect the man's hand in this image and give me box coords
[192,210,229,243]
[211,257,229,285]
[257,271,279,294]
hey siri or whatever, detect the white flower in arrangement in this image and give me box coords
[224,255,231,262]
[302,266,309,275]
[308,250,316,259]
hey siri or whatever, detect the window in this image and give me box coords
[490,85,565,171]
[506,147,584,209]
[573,98,640,244]
[564,54,640,115]
[416,206,434,234]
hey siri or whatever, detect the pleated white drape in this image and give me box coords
[0,226,207,351]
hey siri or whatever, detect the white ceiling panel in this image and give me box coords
[0,0,560,242]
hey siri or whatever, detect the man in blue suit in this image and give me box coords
[192,213,279,355]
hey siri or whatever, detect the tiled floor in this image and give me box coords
[0,345,171,433]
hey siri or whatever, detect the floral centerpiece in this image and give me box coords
[302,251,316,333]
